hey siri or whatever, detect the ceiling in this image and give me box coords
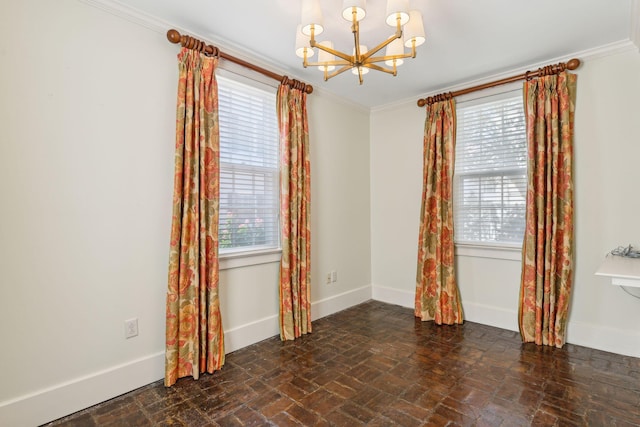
[117,0,634,108]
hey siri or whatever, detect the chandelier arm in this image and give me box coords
[304,59,351,67]
[310,39,353,63]
[360,32,402,62]
[362,62,396,75]
[366,51,415,64]
[360,17,402,62]
[323,65,354,81]
[352,17,361,63]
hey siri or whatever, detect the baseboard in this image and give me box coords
[371,284,414,308]
[567,320,640,358]
[224,315,280,353]
[311,285,372,320]
[371,288,640,358]
[1,286,372,426]
[225,285,373,350]
[371,287,520,331]
[462,302,519,332]
[462,303,640,358]
[0,351,165,427]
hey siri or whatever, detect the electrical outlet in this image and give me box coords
[326,272,332,284]
[331,270,337,282]
[124,318,138,339]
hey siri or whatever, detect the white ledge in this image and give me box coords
[595,255,640,288]
[455,242,521,261]
[219,248,281,270]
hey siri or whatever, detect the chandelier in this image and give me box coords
[296,0,426,84]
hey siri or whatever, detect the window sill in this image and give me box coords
[219,248,281,270]
[455,242,521,261]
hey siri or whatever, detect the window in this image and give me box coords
[218,75,279,255]
[454,90,527,246]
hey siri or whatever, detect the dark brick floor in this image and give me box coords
[46,300,640,426]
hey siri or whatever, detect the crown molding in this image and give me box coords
[373,39,638,113]
[632,0,640,51]
[76,0,316,92]
[78,0,167,34]
[78,0,369,114]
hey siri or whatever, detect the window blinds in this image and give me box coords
[454,92,527,245]
[218,76,279,252]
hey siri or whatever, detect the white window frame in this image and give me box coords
[453,83,526,261]
[216,69,282,270]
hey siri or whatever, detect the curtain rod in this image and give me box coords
[416,58,580,107]
[166,29,313,94]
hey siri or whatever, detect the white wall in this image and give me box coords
[370,102,424,307]
[0,1,371,425]
[371,49,640,357]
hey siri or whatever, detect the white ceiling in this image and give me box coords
[117,0,634,108]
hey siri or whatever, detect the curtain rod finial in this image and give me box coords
[167,29,181,44]
[567,58,580,70]
[417,99,426,107]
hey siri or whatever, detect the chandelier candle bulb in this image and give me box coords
[353,44,368,57]
[404,10,426,47]
[385,0,410,27]
[342,0,366,21]
[352,66,369,76]
[385,36,405,67]
[295,25,314,59]
[301,0,324,36]
[317,41,336,72]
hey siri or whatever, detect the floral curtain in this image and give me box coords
[415,98,464,325]
[518,71,577,347]
[277,80,311,341]
[165,48,224,387]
